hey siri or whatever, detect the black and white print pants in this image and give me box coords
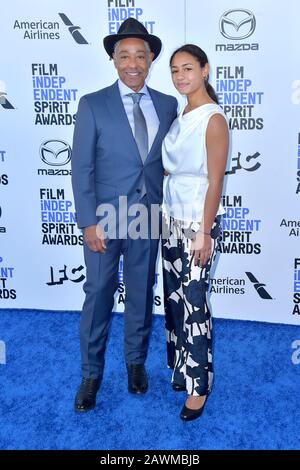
[162,214,221,396]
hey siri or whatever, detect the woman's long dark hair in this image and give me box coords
[170,44,218,104]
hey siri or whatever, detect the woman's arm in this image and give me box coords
[201,113,229,233]
[191,113,229,266]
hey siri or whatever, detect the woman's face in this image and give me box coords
[170,51,208,96]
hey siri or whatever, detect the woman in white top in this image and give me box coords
[162,44,229,421]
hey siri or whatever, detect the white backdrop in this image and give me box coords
[1,0,300,325]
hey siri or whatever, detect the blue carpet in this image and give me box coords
[0,309,299,450]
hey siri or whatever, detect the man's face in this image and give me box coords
[113,38,154,92]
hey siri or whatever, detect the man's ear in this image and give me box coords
[149,52,155,64]
[112,54,117,68]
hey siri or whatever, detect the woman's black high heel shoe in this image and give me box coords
[180,397,207,421]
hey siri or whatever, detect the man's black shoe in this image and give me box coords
[74,377,101,413]
[127,364,148,394]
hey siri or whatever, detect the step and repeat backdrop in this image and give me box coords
[1,0,299,324]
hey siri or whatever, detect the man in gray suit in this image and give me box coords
[72,18,177,412]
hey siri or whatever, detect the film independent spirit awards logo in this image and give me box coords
[40,140,71,166]
[219,9,256,40]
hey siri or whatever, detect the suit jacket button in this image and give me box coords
[136,189,141,193]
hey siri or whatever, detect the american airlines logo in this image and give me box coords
[0,81,15,109]
[13,13,88,44]
[245,272,272,299]
[59,13,88,44]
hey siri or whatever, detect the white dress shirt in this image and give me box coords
[118,79,159,153]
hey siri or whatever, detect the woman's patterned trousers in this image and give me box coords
[162,214,221,396]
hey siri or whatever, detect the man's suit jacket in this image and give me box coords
[72,80,177,229]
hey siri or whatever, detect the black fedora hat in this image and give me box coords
[103,18,162,60]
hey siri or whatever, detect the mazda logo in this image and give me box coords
[219,9,256,40]
[40,140,71,166]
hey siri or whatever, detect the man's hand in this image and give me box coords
[84,224,107,253]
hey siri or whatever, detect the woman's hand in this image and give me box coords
[190,230,212,267]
